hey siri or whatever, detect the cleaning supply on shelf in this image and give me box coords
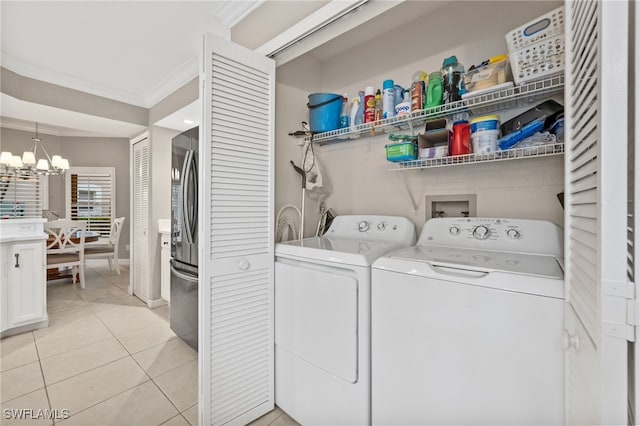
[441,56,464,104]
[339,93,350,128]
[350,97,361,131]
[385,134,418,162]
[355,90,365,125]
[450,121,471,156]
[395,90,411,117]
[425,71,443,109]
[393,85,405,109]
[375,89,383,122]
[307,93,343,133]
[470,115,500,154]
[411,71,426,112]
[382,79,395,119]
[463,55,509,93]
[364,86,375,123]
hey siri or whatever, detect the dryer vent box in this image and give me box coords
[425,194,477,220]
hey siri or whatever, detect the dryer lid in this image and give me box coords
[276,236,410,266]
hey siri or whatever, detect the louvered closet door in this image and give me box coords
[564,0,630,424]
[200,33,275,426]
[133,138,150,302]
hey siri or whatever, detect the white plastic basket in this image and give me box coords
[506,6,565,85]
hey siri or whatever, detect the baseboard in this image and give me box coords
[1,318,49,338]
[147,298,167,309]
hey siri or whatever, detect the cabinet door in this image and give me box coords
[132,137,150,302]
[8,241,45,327]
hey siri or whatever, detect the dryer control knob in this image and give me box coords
[472,225,490,240]
[506,229,521,239]
[358,221,370,232]
[449,226,460,236]
[377,222,386,231]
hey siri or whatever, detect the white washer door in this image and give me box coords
[275,259,358,383]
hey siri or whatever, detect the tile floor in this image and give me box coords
[0,262,297,426]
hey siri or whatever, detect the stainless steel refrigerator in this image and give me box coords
[170,126,198,351]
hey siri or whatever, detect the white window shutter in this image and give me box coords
[0,175,44,218]
[200,34,275,426]
[564,0,630,424]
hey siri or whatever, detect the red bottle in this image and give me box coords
[450,121,471,156]
[364,86,375,123]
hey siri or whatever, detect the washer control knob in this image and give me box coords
[506,229,521,239]
[473,225,490,240]
[358,221,370,232]
[377,222,386,231]
[449,226,461,236]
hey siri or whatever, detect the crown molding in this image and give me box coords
[1,52,147,107]
[143,55,199,108]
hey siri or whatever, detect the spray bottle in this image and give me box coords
[339,93,350,128]
[350,97,360,131]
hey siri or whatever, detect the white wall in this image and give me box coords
[148,125,178,301]
[275,0,565,236]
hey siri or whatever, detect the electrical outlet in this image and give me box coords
[126,244,130,251]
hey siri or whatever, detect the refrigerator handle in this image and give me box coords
[182,150,194,245]
[188,151,198,243]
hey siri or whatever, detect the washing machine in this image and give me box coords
[371,217,564,426]
[275,215,416,426]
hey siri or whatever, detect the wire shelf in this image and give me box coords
[389,142,565,171]
[308,75,564,146]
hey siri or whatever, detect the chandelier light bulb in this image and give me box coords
[51,155,62,168]
[59,159,70,170]
[0,151,13,165]
[36,159,49,171]
[10,155,23,168]
[22,151,36,166]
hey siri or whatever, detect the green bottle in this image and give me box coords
[426,71,443,109]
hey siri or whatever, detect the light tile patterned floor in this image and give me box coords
[0,262,297,426]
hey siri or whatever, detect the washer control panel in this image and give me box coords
[326,215,417,244]
[419,217,563,258]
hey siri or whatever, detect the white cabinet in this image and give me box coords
[0,219,48,336]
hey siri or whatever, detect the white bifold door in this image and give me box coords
[199,33,275,426]
[132,136,150,301]
[563,0,637,424]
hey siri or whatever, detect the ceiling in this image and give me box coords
[0,1,264,137]
[0,0,402,138]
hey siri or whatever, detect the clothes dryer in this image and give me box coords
[275,215,416,426]
[371,217,564,426]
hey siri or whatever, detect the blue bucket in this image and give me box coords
[307,93,343,133]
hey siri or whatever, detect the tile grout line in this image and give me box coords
[30,331,56,426]
[88,302,188,424]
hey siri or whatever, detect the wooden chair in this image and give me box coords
[84,217,125,274]
[45,219,87,289]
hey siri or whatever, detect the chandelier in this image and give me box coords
[0,123,70,176]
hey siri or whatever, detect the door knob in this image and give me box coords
[237,259,250,271]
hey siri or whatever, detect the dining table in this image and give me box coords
[46,230,101,281]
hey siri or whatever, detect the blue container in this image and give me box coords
[308,93,343,133]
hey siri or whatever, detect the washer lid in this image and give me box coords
[373,245,564,298]
[276,236,409,266]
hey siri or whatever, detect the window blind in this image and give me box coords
[68,170,115,237]
[0,175,43,219]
